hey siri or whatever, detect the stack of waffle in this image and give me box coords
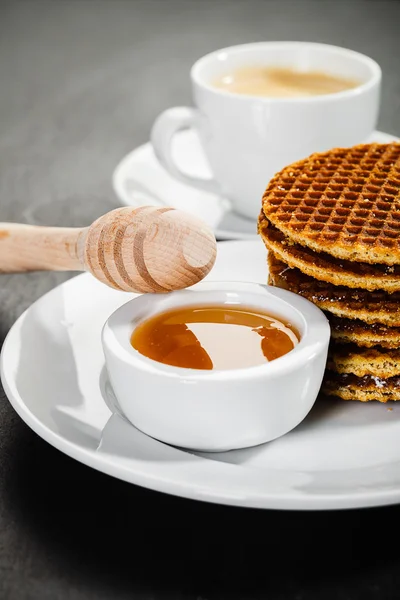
[258,142,400,402]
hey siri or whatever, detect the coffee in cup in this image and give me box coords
[212,66,360,98]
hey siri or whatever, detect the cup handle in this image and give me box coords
[151,107,220,195]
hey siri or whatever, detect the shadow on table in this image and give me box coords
[2,421,400,599]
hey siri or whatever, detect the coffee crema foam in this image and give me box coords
[213,66,360,98]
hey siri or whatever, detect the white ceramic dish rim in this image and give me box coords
[103,281,329,382]
[191,41,382,103]
[2,241,400,511]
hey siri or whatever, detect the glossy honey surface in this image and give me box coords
[131,305,299,370]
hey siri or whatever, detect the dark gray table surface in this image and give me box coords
[1,1,400,598]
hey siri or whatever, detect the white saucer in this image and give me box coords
[113,130,398,240]
[3,240,400,510]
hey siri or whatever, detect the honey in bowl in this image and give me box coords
[130,305,299,370]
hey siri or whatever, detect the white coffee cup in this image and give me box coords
[151,42,381,220]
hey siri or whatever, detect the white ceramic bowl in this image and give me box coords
[102,282,330,452]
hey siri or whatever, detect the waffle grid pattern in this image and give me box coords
[263,143,400,264]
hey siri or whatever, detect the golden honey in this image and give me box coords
[131,305,299,370]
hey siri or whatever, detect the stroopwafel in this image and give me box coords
[259,217,400,292]
[322,371,400,402]
[262,143,400,265]
[328,344,400,379]
[268,253,400,326]
[328,317,400,349]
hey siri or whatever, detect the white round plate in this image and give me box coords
[113,130,398,241]
[3,241,400,510]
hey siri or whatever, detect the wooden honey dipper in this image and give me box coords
[0,206,217,293]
